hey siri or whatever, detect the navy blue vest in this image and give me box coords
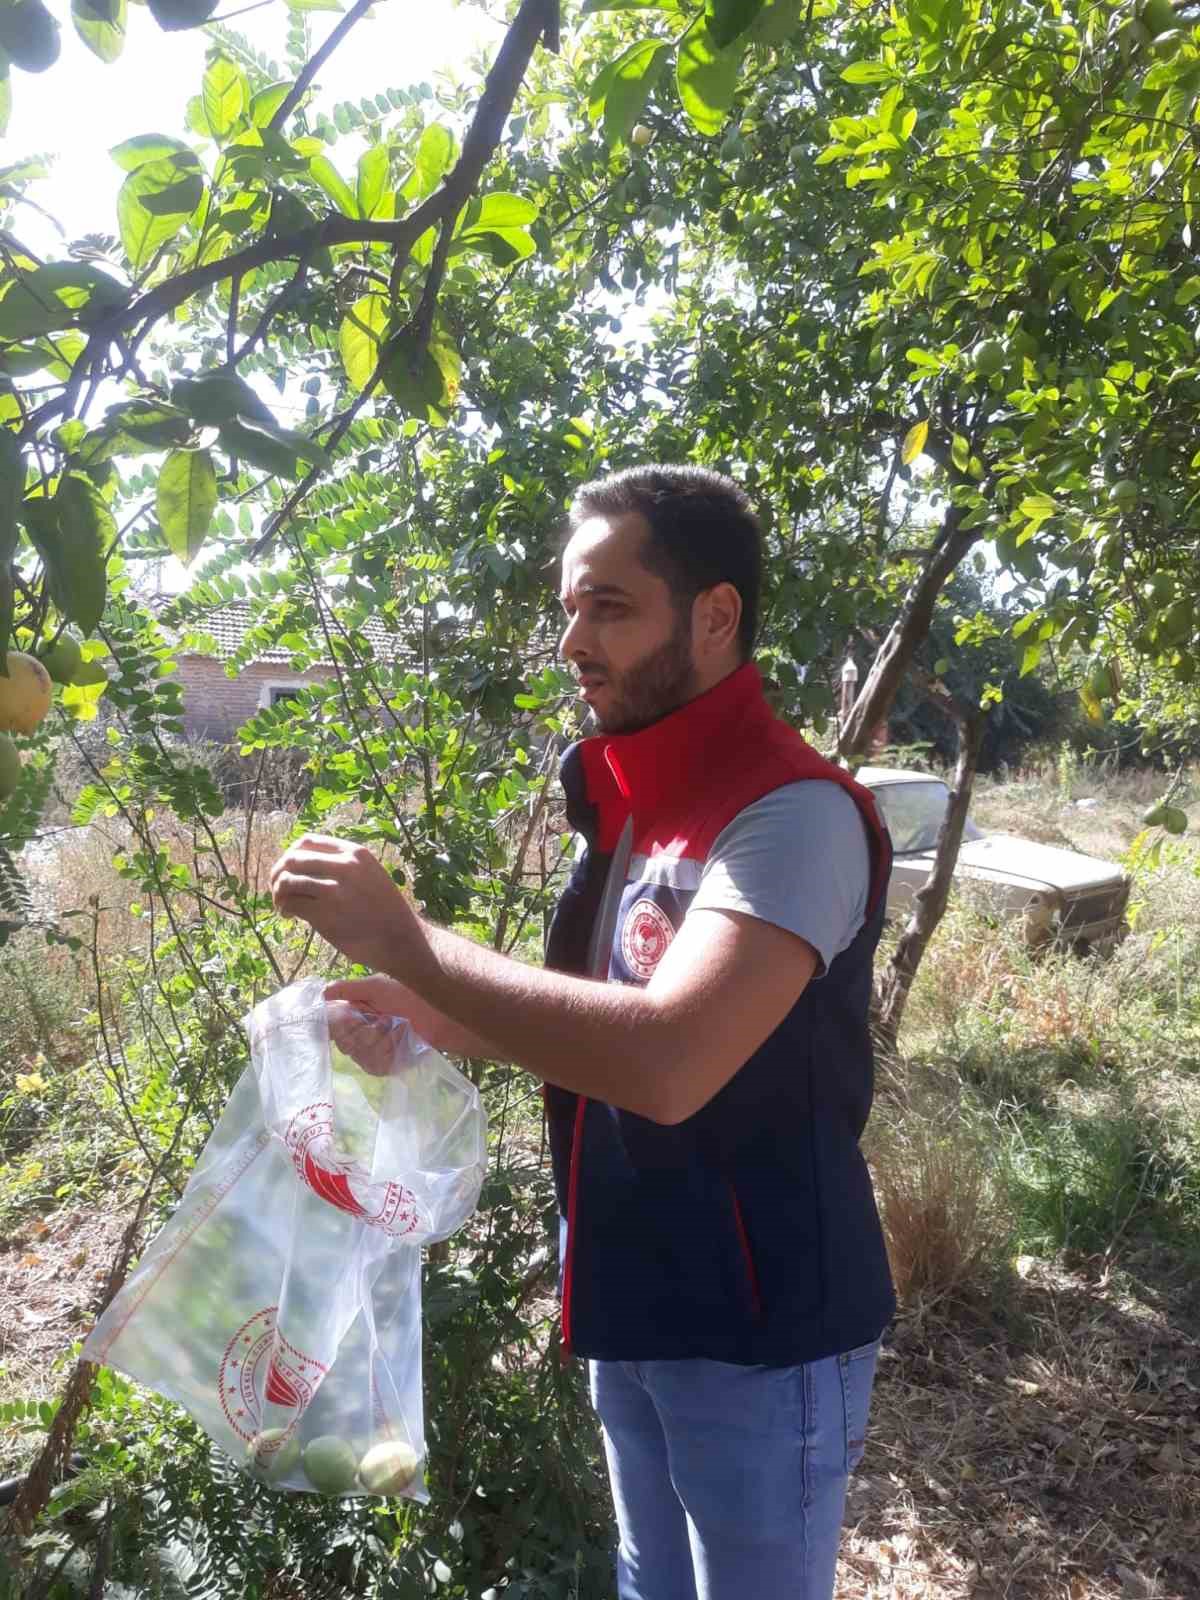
[544,665,896,1365]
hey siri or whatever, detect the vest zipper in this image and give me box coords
[560,1095,588,1359]
[728,1181,764,1320]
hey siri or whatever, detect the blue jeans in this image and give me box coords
[588,1341,879,1600]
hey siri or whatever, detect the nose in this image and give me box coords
[559,610,588,662]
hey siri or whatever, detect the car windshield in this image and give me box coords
[872,780,985,855]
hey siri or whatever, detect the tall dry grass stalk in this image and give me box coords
[868,1109,1009,1311]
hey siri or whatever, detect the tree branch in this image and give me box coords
[21,0,557,449]
[268,0,379,134]
[839,503,981,763]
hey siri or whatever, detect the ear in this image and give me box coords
[693,582,742,661]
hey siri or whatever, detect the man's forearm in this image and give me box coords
[386,922,678,1123]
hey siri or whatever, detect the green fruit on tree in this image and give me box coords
[788,143,806,166]
[1088,661,1119,700]
[1112,479,1138,508]
[630,124,653,148]
[0,733,20,801]
[1140,0,1178,37]
[247,1428,302,1483]
[1162,598,1195,643]
[0,0,61,72]
[972,339,1006,376]
[645,205,671,230]
[0,652,53,735]
[39,632,83,687]
[1162,806,1189,835]
[302,1435,360,1495]
[358,1440,421,1496]
[1141,802,1169,827]
[1143,572,1173,605]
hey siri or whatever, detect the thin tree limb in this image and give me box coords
[268,0,380,134]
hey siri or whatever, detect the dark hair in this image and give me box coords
[568,464,762,659]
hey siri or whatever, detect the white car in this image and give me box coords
[857,766,1132,949]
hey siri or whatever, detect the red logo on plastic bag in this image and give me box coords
[285,1103,421,1238]
[219,1307,327,1442]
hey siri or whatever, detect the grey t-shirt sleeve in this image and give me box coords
[688,780,870,975]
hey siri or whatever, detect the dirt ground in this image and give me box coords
[0,1201,132,1461]
[839,1253,1200,1600]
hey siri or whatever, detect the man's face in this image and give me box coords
[558,512,697,735]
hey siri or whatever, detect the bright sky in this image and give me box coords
[9,0,500,246]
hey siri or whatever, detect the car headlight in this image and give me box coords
[1023,892,1062,937]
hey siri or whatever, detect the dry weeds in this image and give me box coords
[837,1257,1200,1600]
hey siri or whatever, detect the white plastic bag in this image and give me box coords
[83,978,487,1500]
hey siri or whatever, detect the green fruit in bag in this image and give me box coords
[302,1435,360,1494]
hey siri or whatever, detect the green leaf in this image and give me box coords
[1175,275,1200,306]
[381,328,460,426]
[249,81,292,128]
[307,154,358,216]
[951,433,970,472]
[602,39,671,149]
[86,398,193,458]
[218,419,302,478]
[0,0,59,72]
[747,0,801,45]
[227,412,330,470]
[147,0,218,31]
[202,53,249,143]
[45,475,111,632]
[173,370,273,427]
[110,133,192,172]
[0,59,10,141]
[461,192,538,232]
[587,58,620,124]
[71,0,125,62]
[0,264,127,340]
[676,20,745,137]
[156,447,216,565]
[901,419,928,464]
[705,0,765,50]
[286,0,343,9]
[451,227,535,266]
[339,293,389,391]
[356,143,390,220]
[403,123,455,201]
[117,154,203,270]
[841,61,893,84]
[1020,642,1043,676]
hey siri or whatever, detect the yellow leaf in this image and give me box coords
[901,419,929,464]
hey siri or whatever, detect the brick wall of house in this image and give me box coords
[176,655,336,744]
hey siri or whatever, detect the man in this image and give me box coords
[270,464,896,1600]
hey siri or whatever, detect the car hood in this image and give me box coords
[908,834,1127,893]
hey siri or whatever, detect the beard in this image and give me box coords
[589,614,698,735]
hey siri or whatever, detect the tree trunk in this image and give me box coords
[839,505,980,763]
[874,684,985,1058]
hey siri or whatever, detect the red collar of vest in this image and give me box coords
[574,663,772,851]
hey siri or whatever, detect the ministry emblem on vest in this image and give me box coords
[622,898,675,980]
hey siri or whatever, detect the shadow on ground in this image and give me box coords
[840,1249,1200,1600]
